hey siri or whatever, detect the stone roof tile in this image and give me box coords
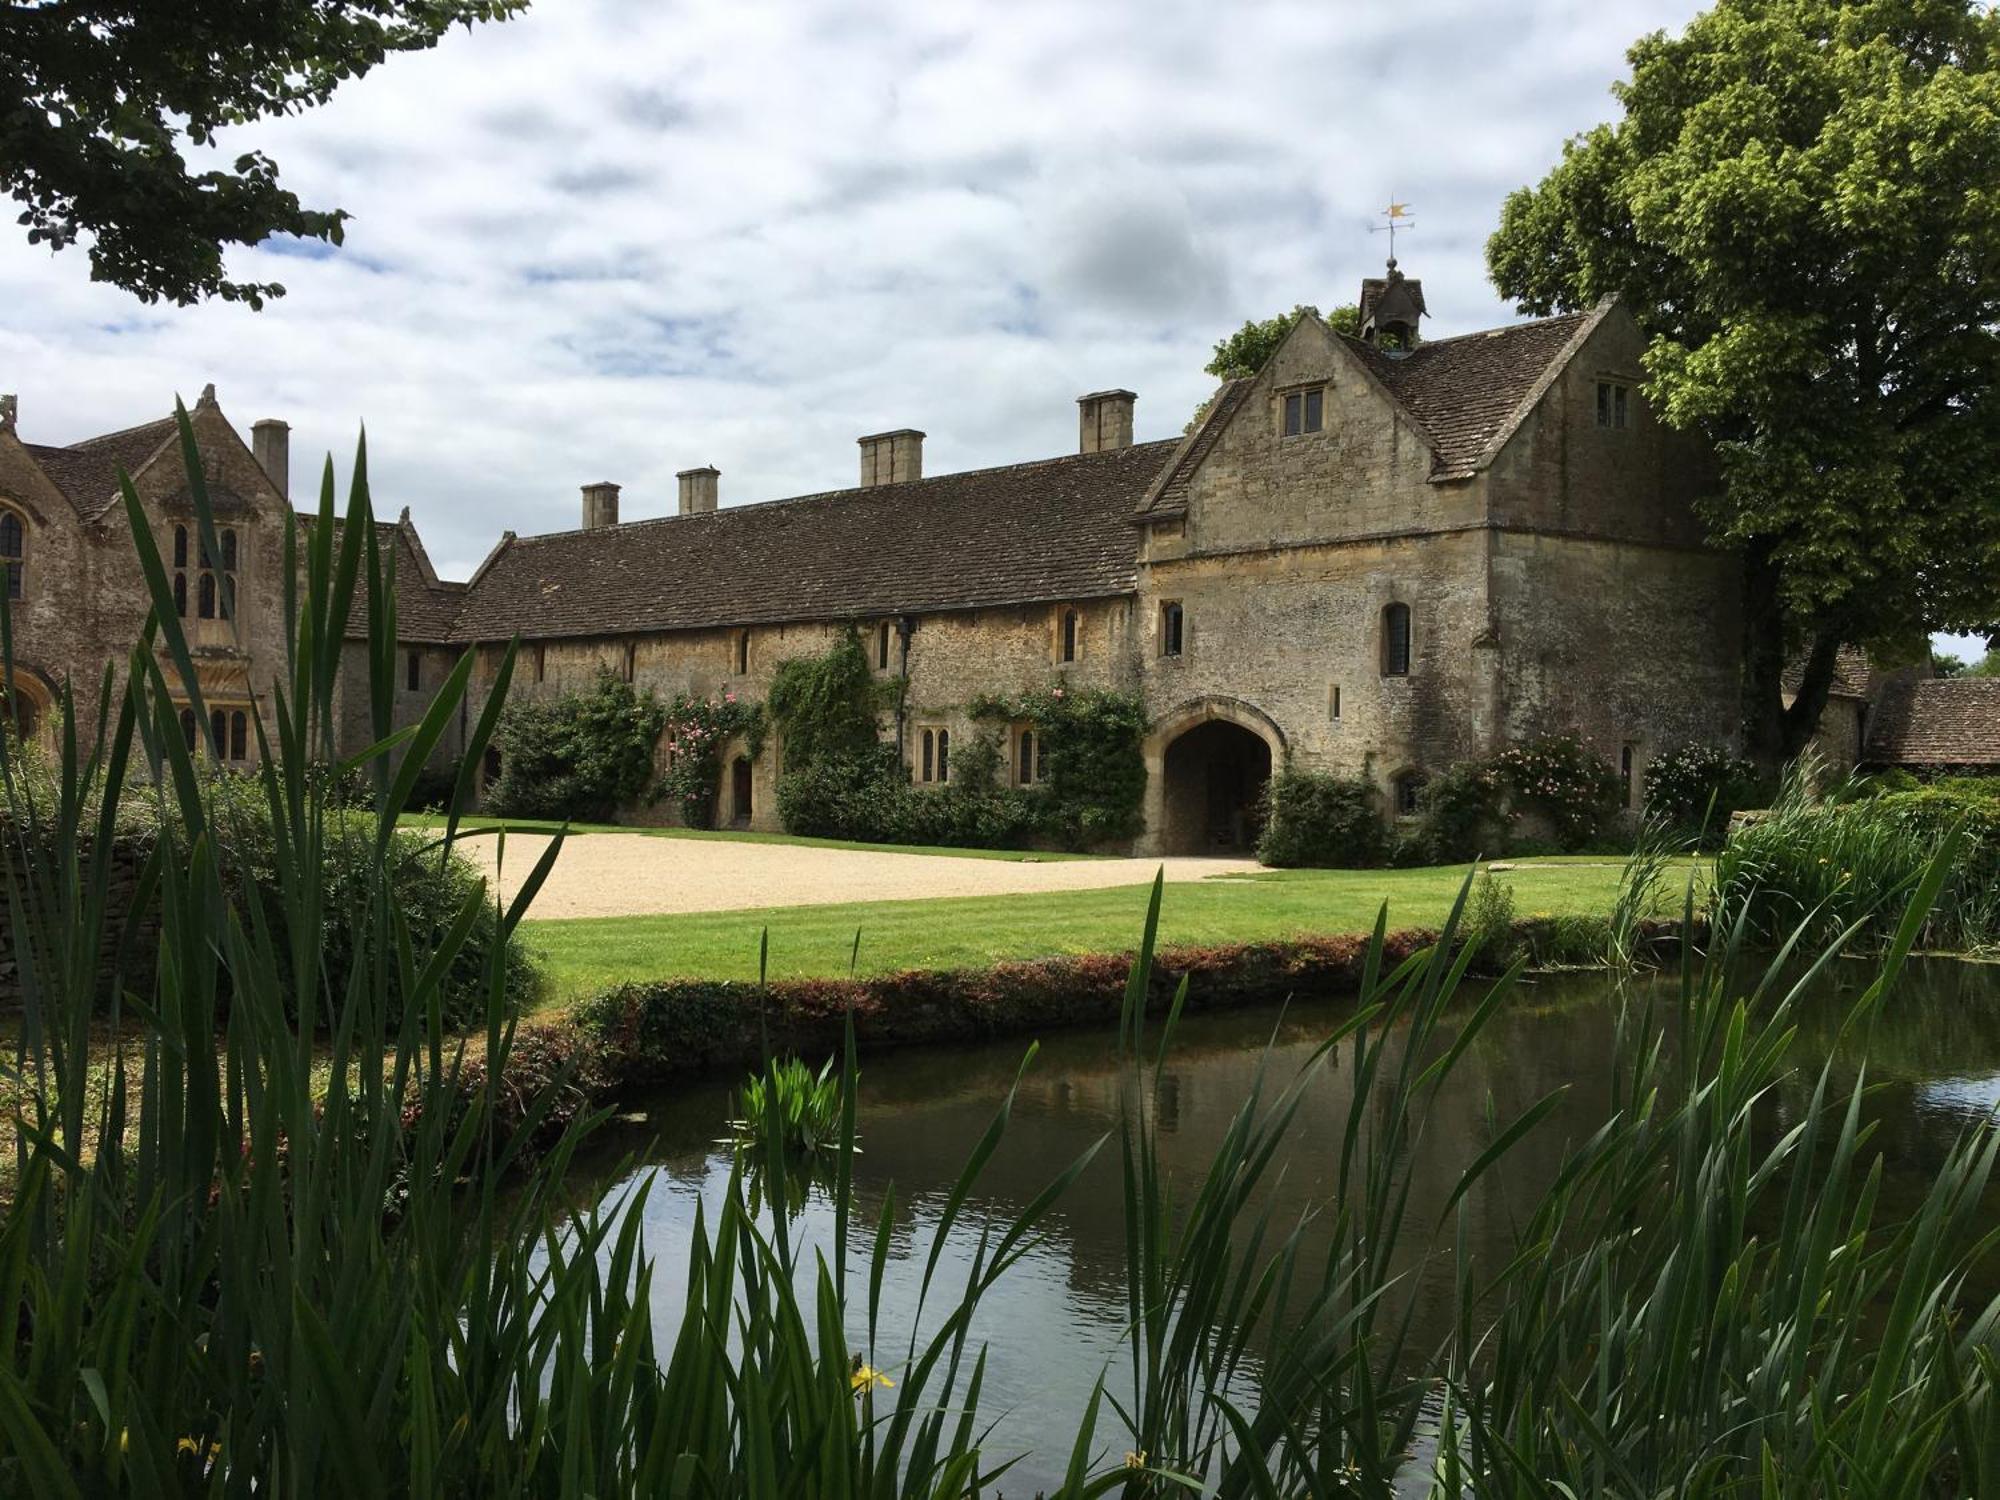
[1345,312,1596,479]
[450,439,1178,643]
[1864,678,2000,767]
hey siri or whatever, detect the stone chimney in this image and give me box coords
[580,481,621,529]
[677,465,719,515]
[252,418,290,500]
[1077,390,1136,454]
[0,395,16,435]
[858,429,924,487]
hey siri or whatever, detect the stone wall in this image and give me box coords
[463,596,1137,832]
[0,398,294,763]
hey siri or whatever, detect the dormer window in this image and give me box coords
[1596,380,1631,430]
[1282,387,1325,437]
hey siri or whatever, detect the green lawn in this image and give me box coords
[400,813,1099,863]
[523,857,1696,1001]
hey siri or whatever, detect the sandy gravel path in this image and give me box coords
[458,832,1261,921]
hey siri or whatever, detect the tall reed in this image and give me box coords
[1,415,1994,1495]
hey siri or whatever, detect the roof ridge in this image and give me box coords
[1403,308,1592,351]
[504,437,1183,546]
[67,412,177,451]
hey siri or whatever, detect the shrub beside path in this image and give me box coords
[459,829,1262,919]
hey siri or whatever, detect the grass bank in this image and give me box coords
[400,812,1101,862]
[522,856,1691,999]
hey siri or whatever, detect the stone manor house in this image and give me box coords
[3,266,1983,854]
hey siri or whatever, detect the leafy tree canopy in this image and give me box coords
[1487,0,2000,761]
[0,0,525,306]
[1205,303,1360,381]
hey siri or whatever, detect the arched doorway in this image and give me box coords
[1160,719,1272,855]
[3,667,54,750]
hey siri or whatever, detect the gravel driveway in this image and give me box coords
[457,832,1262,920]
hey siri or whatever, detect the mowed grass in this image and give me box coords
[523,857,1694,1002]
[400,813,1100,862]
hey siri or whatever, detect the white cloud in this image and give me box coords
[0,0,1703,576]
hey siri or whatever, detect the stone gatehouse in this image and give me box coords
[4,264,1864,854]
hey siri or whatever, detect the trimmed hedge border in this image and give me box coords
[462,915,1702,1148]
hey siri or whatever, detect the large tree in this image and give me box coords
[1,1,525,307]
[1488,0,2000,764]
[1205,303,1359,381]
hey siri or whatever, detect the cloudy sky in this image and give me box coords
[8,0,1707,580]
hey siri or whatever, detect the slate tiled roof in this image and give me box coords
[1864,678,2000,767]
[24,415,180,515]
[1346,311,1597,480]
[312,515,466,643]
[1134,379,1253,519]
[450,439,1179,643]
[1784,645,1876,701]
[1133,306,1603,521]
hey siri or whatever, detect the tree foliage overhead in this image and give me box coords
[0,0,526,306]
[1487,0,2000,761]
[1204,303,1360,381]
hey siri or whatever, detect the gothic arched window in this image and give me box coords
[0,510,24,601]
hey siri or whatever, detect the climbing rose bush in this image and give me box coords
[1491,735,1621,851]
[657,692,766,829]
[1643,741,1762,843]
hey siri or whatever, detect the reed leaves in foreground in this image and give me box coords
[1,415,1996,1494]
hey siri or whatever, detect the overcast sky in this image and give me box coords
[0,0,1744,581]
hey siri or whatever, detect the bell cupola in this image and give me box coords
[1358,258,1426,353]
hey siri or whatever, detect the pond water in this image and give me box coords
[571,957,2000,1489]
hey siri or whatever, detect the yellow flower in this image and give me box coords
[1124,1450,1148,1470]
[850,1363,894,1394]
[176,1436,222,1465]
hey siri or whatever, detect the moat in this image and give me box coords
[574,957,2000,1491]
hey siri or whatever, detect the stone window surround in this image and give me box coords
[1057,605,1079,664]
[1279,382,1327,438]
[1391,768,1425,818]
[1595,377,1632,430]
[1380,601,1412,677]
[1159,599,1185,658]
[1013,723,1046,787]
[0,501,26,602]
[177,700,254,763]
[918,724,951,784]
[172,521,241,627]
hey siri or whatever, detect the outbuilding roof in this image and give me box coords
[1864,678,2000,767]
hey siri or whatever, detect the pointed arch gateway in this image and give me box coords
[1141,696,1286,856]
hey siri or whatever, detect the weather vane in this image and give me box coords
[1371,200,1414,262]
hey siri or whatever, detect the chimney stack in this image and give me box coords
[858,429,924,487]
[580,481,621,529]
[252,418,290,500]
[1077,390,1136,454]
[677,465,719,515]
[0,395,16,435]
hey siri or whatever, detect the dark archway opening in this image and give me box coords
[730,756,753,827]
[1161,720,1272,855]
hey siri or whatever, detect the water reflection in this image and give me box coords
[573,957,2000,1490]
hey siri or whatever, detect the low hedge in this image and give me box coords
[561,916,1699,1086]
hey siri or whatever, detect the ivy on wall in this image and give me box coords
[488,668,667,823]
[762,632,1149,851]
[969,680,1148,847]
